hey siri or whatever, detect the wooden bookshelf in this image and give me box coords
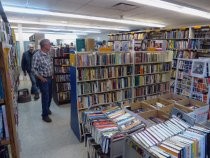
[52,47,71,105]
[0,2,19,157]
[0,139,10,145]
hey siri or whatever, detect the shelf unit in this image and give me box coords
[174,58,210,104]
[0,19,20,158]
[70,50,172,141]
[52,47,71,105]
[108,26,210,93]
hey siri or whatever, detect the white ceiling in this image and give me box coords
[2,0,210,34]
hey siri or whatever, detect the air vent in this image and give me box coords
[112,3,138,11]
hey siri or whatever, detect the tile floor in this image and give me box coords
[18,77,86,158]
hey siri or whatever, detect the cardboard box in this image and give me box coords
[160,93,188,103]
[130,101,156,114]
[177,98,209,123]
[143,97,173,110]
[139,110,169,126]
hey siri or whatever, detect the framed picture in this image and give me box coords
[191,60,207,78]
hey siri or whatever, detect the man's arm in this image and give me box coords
[21,53,27,75]
[32,54,47,82]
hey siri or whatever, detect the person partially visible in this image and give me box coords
[32,39,53,123]
[21,44,40,100]
[69,42,75,52]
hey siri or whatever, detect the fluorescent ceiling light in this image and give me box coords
[4,5,165,27]
[10,19,129,31]
[11,26,101,33]
[14,29,88,35]
[126,0,210,19]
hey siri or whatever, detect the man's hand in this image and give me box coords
[40,76,47,82]
[37,75,47,82]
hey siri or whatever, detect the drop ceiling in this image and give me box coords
[2,0,210,34]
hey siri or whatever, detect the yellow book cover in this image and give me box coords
[70,54,76,66]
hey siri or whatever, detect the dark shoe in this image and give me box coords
[42,116,52,123]
[34,93,40,100]
[48,109,52,115]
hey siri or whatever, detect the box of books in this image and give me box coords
[143,97,174,110]
[177,98,209,123]
[139,110,169,125]
[160,93,188,103]
[130,101,156,114]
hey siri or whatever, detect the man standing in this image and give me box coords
[21,44,39,100]
[32,39,53,123]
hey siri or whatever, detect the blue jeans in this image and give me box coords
[28,72,39,94]
[38,78,52,117]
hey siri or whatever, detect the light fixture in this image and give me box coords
[13,29,88,36]
[11,26,101,33]
[4,5,165,27]
[10,19,130,31]
[126,0,210,19]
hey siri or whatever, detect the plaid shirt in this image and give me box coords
[32,50,53,77]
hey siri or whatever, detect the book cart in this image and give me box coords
[123,97,210,158]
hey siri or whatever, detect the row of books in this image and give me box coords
[83,106,145,154]
[131,116,210,158]
[77,90,132,108]
[0,105,9,141]
[77,77,132,95]
[77,65,133,81]
[177,60,192,73]
[191,77,209,103]
[173,50,198,59]
[55,74,70,82]
[57,91,70,102]
[109,33,146,41]
[174,58,210,104]
[167,40,189,50]
[56,82,70,92]
[53,47,74,57]
[164,30,189,39]
[135,52,171,63]
[54,67,69,74]
[135,63,171,75]
[134,74,171,86]
[103,106,145,132]
[109,30,189,41]
[54,59,70,66]
[77,52,132,67]
[134,83,170,98]
[83,110,118,155]
[194,29,210,38]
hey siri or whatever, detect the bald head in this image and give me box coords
[28,44,34,53]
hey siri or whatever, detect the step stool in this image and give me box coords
[17,88,31,103]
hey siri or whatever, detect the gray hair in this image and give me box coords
[40,39,50,48]
[28,43,34,48]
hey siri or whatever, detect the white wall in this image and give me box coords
[85,33,109,41]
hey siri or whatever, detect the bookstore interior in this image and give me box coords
[1,0,210,158]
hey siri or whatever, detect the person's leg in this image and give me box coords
[48,78,53,114]
[28,72,39,94]
[38,79,51,122]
